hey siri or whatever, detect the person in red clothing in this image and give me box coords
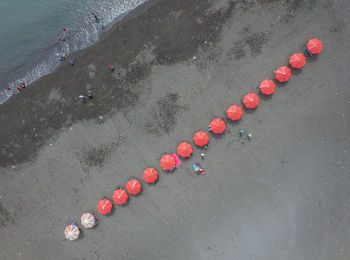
[108,64,114,72]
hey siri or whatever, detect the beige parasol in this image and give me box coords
[81,213,96,229]
[64,224,80,240]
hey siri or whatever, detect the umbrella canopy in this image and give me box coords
[143,168,159,183]
[177,142,193,158]
[80,213,95,229]
[97,199,112,215]
[243,93,259,109]
[275,66,291,82]
[126,179,142,195]
[160,155,176,170]
[307,38,323,54]
[210,118,226,134]
[112,189,129,205]
[193,131,209,147]
[289,53,306,69]
[64,224,80,240]
[259,79,276,95]
[227,105,243,121]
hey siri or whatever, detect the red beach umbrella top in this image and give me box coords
[210,118,226,134]
[160,155,176,170]
[289,53,306,69]
[227,105,243,121]
[307,38,323,54]
[243,93,259,109]
[112,189,128,205]
[97,199,112,215]
[143,168,159,183]
[193,131,209,147]
[275,66,291,82]
[126,179,141,195]
[259,79,276,95]
[177,142,193,158]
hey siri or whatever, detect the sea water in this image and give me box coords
[0,0,146,104]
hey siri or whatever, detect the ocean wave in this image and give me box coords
[0,0,147,105]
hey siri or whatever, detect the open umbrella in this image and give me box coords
[143,168,159,183]
[160,155,175,170]
[64,224,80,240]
[112,189,129,205]
[97,199,112,215]
[126,179,142,195]
[259,79,276,95]
[193,131,209,147]
[227,105,243,121]
[243,93,259,109]
[177,142,193,158]
[210,118,226,134]
[307,38,323,54]
[80,213,95,228]
[275,66,291,82]
[289,53,306,69]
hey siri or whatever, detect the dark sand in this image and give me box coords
[0,0,349,259]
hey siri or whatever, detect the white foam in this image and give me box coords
[0,0,147,105]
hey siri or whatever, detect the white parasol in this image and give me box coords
[64,224,80,240]
[81,213,96,229]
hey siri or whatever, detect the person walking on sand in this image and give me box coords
[87,90,93,99]
[20,82,26,89]
[108,64,114,72]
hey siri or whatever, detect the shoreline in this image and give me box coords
[0,0,349,259]
[0,0,149,105]
[0,0,163,167]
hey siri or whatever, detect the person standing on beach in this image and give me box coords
[78,95,87,103]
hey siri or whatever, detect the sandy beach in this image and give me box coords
[0,0,349,259]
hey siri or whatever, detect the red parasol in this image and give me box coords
[259,79,276,95]
[275,66,291,82]
[227,105,243,121]
[243,93,259,109]
[143,168,159,183]
[160,154,176,170]
[97,199,112,215]
[193,131,209,147]
[112,189,129,205]
[177,142,193,158]
[210,118,226,134]
[289,53,306,69]
[126,179,142,195]
[307,38,323,54]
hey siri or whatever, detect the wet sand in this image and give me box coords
[0,0,350,259]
